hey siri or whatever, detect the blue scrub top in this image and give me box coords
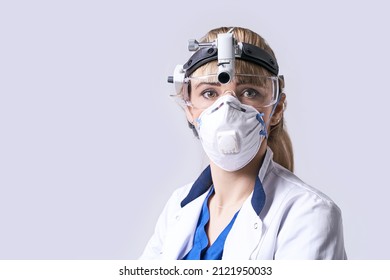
[183,187,239,260]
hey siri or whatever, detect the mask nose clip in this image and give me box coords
[226,101,246,112]
[223,93,246,112]
[209,95,246,114]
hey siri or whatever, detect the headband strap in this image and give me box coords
[183,42,279,77]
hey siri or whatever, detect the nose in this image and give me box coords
[223,90,237,98]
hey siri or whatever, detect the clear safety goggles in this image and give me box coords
[180,74,280,110]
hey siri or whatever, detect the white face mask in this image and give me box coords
[195,95,266,172]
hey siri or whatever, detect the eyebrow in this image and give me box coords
[194,81,258,90]
[194,81,220,89]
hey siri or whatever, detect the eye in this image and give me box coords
[201,89,219,99]
[241,88,259,99]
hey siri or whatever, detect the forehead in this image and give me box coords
[190,75,272,90]
[190,60,271,77]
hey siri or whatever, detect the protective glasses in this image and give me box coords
[180,74,280,110]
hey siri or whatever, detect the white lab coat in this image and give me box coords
[140,148,347,260]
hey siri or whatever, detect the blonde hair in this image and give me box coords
[191,27,294,172]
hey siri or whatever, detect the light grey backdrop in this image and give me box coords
[1,0,389,259]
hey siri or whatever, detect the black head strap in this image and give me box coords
[183,42,279,77]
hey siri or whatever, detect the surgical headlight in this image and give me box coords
[168,28,280,98]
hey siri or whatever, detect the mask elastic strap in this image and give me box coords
[257,94,283,139]
[256,113,267,137]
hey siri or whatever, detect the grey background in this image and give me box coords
[1,0,389,259]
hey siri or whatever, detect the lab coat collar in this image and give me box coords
[180,148,274,215]
[180,166,212,208]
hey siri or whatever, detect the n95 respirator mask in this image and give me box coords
[195,95,266,172]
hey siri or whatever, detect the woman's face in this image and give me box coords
[186,76,282,130]
[182,62,286,171]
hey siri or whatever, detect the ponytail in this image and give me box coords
[268,117,294,172]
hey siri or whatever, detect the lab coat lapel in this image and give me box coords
[222,198,263,259]
[162,191,208,260]
[222,149,271,259]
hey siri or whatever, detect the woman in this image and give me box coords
[140,27,346,260]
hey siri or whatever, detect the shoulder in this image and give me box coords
[262,162,346,259]
[161,183,194,215]
[262,161,342,218]
[169,183,194,203]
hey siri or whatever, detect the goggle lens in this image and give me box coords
[183,74,279,110]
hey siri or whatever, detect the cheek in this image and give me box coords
[185,106,204,128]
[189,108,203,120]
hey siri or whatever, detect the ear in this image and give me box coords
[270,93,286,126]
